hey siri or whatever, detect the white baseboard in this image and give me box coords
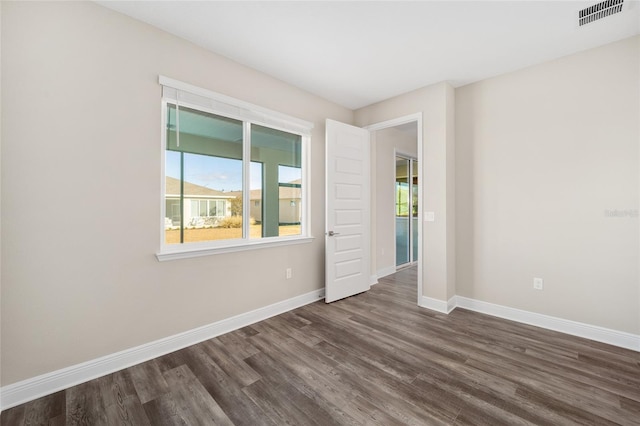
[455,296,640,352]
[419,295,456,314]
[377,266,397,279]
[447,297,457,314]
[370,274,379,286]
[419,295,639,352]
[0,288,325,411]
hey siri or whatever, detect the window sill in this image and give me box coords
[156,236,315,262]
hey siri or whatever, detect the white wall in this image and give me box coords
[456,36,640,334]
[0,2,353,385]
[373,127,417,276]
[356,83,456,303]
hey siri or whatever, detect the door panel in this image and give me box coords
[325,119,371,303]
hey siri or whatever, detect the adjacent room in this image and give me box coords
[1,1,638,424]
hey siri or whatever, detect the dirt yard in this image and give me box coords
[165,224,301,244]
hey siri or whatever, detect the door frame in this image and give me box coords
[365,113,423,305]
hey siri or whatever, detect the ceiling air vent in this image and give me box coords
[579,0,624,26]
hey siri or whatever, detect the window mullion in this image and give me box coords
[242,122,252,239]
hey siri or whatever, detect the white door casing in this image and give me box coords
[325,119,371,303]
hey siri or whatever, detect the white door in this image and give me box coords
[325,119,371,303]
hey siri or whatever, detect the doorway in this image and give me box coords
[366,114,422,304]
[395,155,418,268]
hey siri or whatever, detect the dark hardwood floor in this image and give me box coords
[3,267,639,425]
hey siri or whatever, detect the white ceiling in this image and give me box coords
[98,1,640,110]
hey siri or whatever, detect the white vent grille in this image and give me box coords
[579,0,624,26]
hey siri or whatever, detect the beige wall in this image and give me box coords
[0,1,352,385]
[373,127,417,276]
[456,36,640,334]
[356,83,456,302]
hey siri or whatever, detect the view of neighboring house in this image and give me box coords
[167,177,302,229]
[165,176,235,229]
[228,179,302,225]
[249,186,302,225]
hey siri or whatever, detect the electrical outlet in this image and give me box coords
[286,268,292,279]
[533,277,544,290]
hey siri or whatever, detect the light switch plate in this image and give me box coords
[424,212,435,222]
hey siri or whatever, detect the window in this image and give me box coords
[190,199,226,218]
[158,77,313,260]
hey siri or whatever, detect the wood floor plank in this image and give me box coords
[179,344,275,426]
[198,339,261,387]
[413,369,562,426]
[314,339,459,424]
[298,310,438,382]
[104,394,151,426]
[304,307,469,378]
[128,360,170,404]
[215,330,261,360]
[48,414,66,426]
[22,390,65,426]
[455,311,640,386]
[162,364,234,426]
[243,350,359,426]
[242,377,319,426]
[247,333,382,425]
[466,357,631,423]
[514,385,624,425]
[3,266,639,425]
[278,310,313,328]
[0,403,25,425]
[263,314,324,347]
[620,394,640,416]
[93,369,151,426]
[249,326,451,426]
[142,394,186,426]
[66,379,109,426]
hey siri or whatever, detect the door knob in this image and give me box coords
[327,231,340,236]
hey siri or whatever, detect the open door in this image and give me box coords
[325,119,371,303]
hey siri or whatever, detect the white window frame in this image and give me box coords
[156,76,313,261]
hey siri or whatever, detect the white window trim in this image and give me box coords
[157,76,314,261]
[157,236,314,262]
